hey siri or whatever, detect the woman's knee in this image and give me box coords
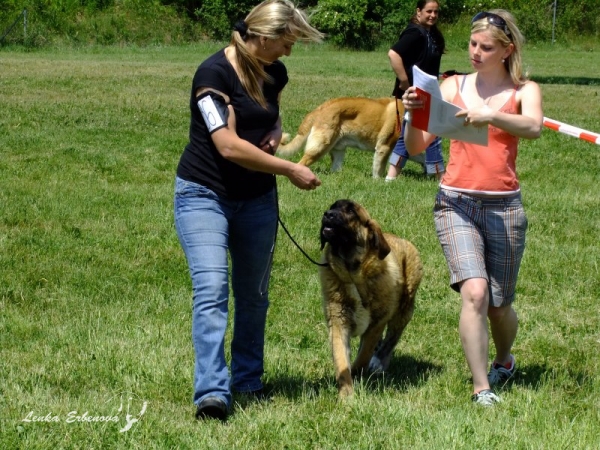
[460,278,489,310]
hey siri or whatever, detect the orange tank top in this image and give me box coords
[440,75,520,195]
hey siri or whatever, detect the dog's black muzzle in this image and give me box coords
[320,208,355,250]
[321,210,342,238]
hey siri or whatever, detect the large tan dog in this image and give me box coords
[319,199,422,398]
[277,97,401,178]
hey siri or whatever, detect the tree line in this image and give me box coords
[1,0,598,48]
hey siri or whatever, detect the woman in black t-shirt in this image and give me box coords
[386,0,447,181]
[174,0,323,421]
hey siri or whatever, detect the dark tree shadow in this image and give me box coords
[529,75,600,86]
[460,362,552,393]
[510,362,550,389]
[457,362,591,395]
[444,70,600,86]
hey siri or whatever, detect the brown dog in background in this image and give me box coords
[277,97,401,178]
[319,199,423,398]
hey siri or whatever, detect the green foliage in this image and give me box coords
[557,0,600,37]
[310,0,383,50]
[193,0,260,40]
[378,0,419,45]
[0,0,25,24]
[1,0,203,46]
[0,0,599,48]
[0,1,26,44]
[193,0,230,39]
[444,0,600,42]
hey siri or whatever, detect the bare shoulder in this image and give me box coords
[439,75,461,102]
[516,80,542,103]
[520,79,541,92]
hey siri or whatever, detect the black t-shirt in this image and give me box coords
[390,24,442,97]
[177,49,288,200]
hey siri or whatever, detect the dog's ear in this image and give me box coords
[367,219,391,260]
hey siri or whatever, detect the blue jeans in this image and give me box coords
[174,177,278,409]
[388,119,445,175]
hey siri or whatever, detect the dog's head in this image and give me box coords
[320,199,390,261]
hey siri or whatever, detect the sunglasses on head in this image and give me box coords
[471,11,511,37]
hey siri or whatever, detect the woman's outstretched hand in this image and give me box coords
[288,164,321,190]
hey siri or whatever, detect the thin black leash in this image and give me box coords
[273,177,328,267]
[277,215,328,267]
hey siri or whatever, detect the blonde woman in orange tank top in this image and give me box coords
[401,10,543,406]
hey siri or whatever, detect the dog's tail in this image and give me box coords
[277,107,317,157]
[276,131,308,157]
[280,132,292,145]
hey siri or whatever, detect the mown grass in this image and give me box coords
[1,42,599,449]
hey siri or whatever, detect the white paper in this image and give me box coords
[412,66,442,98]
[411,66,488,146]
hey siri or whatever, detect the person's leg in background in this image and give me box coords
[387,119,438,181]
[424,136,445,180]
[386,119,411,181]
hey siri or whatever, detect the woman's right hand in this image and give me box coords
[287,164,321,190]
[402,87,423,110]
[399,86,438,155]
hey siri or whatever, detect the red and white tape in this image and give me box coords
[543,117,600,145]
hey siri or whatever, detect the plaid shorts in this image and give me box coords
[433,188,528,307]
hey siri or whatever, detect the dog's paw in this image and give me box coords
[368,355,385,374]
[338,384,354,399]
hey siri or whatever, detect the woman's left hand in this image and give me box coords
[260,139,277,155]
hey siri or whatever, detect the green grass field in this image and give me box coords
[1,42,599,449]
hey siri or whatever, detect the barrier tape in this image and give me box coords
[543,117,600,145]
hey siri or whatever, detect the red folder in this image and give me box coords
[411,87,432,132]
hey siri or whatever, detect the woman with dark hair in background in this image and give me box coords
[386,0,446,181]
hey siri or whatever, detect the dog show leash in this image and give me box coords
[273,170,328,267]
[277,215,328,267]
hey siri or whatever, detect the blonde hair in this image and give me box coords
[471,9,527,86]
[231,0,324,107]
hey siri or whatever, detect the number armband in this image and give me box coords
[197,91,229,133]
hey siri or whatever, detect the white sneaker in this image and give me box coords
[472,389,501,406]
[488,354,516,386]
